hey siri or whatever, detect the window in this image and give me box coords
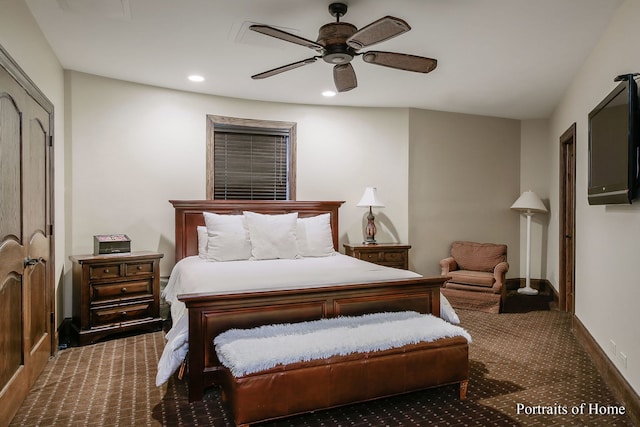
[206,115,296,200]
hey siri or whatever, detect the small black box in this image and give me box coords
[93,234,131,255]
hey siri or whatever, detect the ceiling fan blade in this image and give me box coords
[346,16,410,50]
[251,57,318,79]
[362,51,437,73]
[250,25,324,52]
[333,63,357,92]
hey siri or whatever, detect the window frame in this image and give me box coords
[206,115,297,200]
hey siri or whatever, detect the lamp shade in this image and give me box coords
[510,190,547,213]
[357,187,385,207]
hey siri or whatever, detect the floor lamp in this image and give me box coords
[511,190,548,295]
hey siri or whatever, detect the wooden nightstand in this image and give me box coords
[70,251,164,345]
[343,243,411,270]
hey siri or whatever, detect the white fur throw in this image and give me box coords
[214,311,471,377]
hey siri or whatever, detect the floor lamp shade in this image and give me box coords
[357,187,385,244]
[511,191,547,295]
[510,190,548,214]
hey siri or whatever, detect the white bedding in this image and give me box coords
[163,253,421,324]
[156,254,458,386]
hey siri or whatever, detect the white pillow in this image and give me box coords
[203,212,252,261]
[243,211,300,260]
[440,293,460,324]
[197,226,208,258]
[296,214,335,257]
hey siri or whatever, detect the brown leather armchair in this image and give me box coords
[440,241,509,313]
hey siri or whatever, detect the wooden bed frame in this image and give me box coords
[170,200,445,402]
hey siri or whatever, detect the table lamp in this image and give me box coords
[357,187,385,244]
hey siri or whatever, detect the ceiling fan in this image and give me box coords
[249,2,437,92]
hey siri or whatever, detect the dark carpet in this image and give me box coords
[10,305,634,426]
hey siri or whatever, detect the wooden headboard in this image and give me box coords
[170,200,345,262]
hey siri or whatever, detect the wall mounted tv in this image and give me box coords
[588,74,640,205]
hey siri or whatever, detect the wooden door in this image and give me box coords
[559,123,576,313]
[0,48,54,427]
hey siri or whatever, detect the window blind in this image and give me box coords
[213,128,289,200]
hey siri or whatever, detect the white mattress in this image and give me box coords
[156,254,458,386]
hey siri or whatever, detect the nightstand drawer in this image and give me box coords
[91,279,153,303]
[383,251,406,263]
[91,301,154,327]
[89,263,122,280]
[361,252,383,263]
[379,261,405,269]
[125,261,154,277]
[343,243,411,270]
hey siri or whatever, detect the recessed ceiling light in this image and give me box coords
[322,90,336,97]
[188,75,205,82]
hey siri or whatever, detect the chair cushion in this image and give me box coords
[447,270,495,287]
[450,241,506,272]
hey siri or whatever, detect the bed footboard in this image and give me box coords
[179,277,444,402]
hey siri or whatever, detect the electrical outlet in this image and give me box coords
[619,352,628,369]
[610,340,617,355]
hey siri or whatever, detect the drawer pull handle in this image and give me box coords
[121,311,127,317]
[104,269,110,273]
[137,266,143,270]
[121,288,127,293]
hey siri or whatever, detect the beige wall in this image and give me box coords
[546,0,639,393]
[0,1,66,325]
[66,73,525,317]
[408,108,521,276]
[65,72,410,278]
[518,119,551,280]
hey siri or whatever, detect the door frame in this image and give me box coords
[559,123,576,313]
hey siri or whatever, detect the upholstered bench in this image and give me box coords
[214,312,471,427]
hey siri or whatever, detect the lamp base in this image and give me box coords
[363,208,377,245]
[517,286,539,296]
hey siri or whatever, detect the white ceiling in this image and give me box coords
[26,0,623,119]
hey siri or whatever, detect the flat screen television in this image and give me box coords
[588,75,640,205]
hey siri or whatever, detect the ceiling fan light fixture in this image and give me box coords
[323,51,353,64]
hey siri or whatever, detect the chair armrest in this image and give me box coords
[491,261,509,292]
[440,257,458,276]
